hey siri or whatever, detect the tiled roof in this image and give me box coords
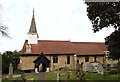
[72,42,107,55]
[21,40,75,55]
[21,40,107,55]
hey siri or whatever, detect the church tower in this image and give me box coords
[27,9,39,44]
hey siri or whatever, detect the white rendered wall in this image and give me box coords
[28,33,38,44]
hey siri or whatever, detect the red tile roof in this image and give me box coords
[20,40,107,55]
[72,42,107,55]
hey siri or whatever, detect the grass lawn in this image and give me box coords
[45,70,79,80]
[45,70,120,80]
[85,72,120,80]
[25,75,39,80]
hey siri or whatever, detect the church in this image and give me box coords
[19,10,109,73]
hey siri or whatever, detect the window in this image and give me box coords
[85,56,89,62]
[67,56,70,64]
[53,55,58,63]
[94,56,97,62]
[77,59,79,63]
[26,44,31,53]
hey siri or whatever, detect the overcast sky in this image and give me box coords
[0,0,114,53]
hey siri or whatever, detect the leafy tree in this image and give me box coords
[2,50,20,74]
[85,2,120,60]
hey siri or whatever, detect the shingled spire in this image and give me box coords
[27,9,38,44]
[29,9,37,33]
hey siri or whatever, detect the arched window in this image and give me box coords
[67,56,70,64]
[77,59,79,63]
[94,56,97,62]
[53,55,58,63]
[85,56,89,62]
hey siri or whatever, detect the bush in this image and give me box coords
[14,70,25,74]
[117,61,120,73]
[110,70,117,74]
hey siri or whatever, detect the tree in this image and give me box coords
[0,5,9,37]
[2,51,20,74]
[85,2,120,60]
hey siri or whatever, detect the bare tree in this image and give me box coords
[0,5,10,38]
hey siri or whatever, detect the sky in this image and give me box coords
[0,0,114,53]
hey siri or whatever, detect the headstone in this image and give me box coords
[9,63,13,79]
[57,69,60,81]
[65,62,67,70]
[71,64,73,70]
[88,62,104,75]
[50,65,52,71]
[53,65,55,73]
[88,63,93,73]
[82,64,87,72]
[97,63,104,75]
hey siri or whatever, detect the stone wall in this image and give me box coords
[77,56,104,66]
[19,56,38,70]
[19,55,105,70]
[19,55,75,70]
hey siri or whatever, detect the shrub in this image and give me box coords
[117,61,120,73]
[110,70,117,74]
[14,70,25,74]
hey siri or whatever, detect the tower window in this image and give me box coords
[67,56,70,64]
[85,56,89,62]
[53,55,58,63]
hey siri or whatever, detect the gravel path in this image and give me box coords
[24,72,47,80]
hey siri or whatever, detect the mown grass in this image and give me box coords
[85,72,120,80]
[25,75,39,80]
[45,70,77,80]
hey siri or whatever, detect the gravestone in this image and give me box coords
[53,65,55,73]
[65,62,67,70]
[50,65,52,71]
[9,63,13,79]
[57,69,60,81]
[97,63,104,75]
[88,63,93,73]
[71,64,74,70]
[82,64,87,72]
[88,62,104,75]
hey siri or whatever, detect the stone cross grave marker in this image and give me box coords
[9,63,13,79]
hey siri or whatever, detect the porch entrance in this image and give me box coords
[33,53,51,72]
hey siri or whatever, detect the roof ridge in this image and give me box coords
[71,42,105,44]
[38,40,70,42]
